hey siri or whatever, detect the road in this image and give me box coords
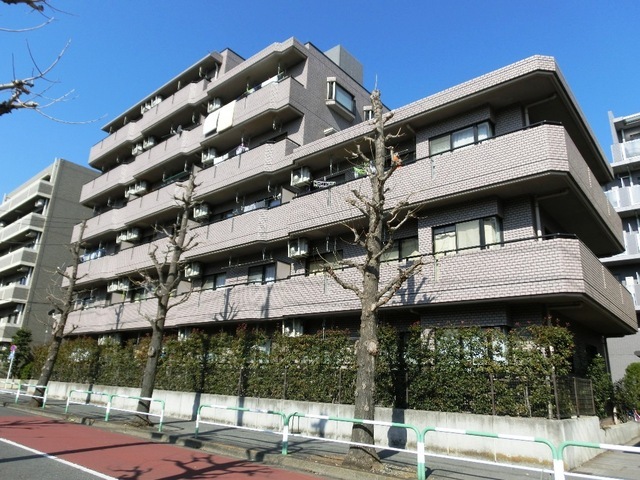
[0,406,322,479]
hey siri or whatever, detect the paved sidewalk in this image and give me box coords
[2,392,640,479]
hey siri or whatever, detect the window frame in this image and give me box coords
[433,216,502,257]
[248,263,276,285]
[306,250,343,276]
[326,78,356,121]
[429,121,494,156]
[202,272,227,290]
[381,236,420,262]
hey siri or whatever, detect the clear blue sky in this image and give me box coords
[1,0,639,198]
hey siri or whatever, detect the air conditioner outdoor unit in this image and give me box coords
[126,228,141,241]
[290,166,311,187]
[207,97,222,113]
[132,142,144,156]
[288,237,309,258]
[283,319,303,337]
[142,136,156,150]
[98,333,121,345]
[132,181,148,195]
[201,147,217,166]
[193,203,210,221]
[107,280,121,293]
[184,262,202,278]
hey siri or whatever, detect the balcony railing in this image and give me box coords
[0,284,29,304]
[0,213,45,245]
[0,247,37,273]
[0,180,52,218]
[605,184,640,210]
[66,236,636,336]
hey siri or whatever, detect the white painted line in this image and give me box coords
[0,437,117,480]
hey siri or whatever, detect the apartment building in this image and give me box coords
[0,159,98,346]
[67,38,637,372]
[602,111,640,381]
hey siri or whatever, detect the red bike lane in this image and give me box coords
[0,415,323,479]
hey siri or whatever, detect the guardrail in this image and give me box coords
[284,413,424,479]
[193,404,640,480]
[0,380,47,408]
[195,404,287,447]
[558,440,640,479]
[64,389,165,432]
[423,426,560,480]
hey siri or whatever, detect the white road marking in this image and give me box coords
[0,437,118,480]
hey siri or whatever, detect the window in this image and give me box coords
[433,217,502,257]
[381,236,420,261]
[326,79,355,114]
[307,251,343,275]
[363,106,373,121]
[203,272,226,290]
[429,121,493,156]
[248,264,276,285]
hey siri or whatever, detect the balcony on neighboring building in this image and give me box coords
[0,213,45,247]
[0,284,29,305]
[612,138,640,167]
[0,179,52,220]
[0,247,37,274]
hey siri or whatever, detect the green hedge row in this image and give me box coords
[32,323,578,417]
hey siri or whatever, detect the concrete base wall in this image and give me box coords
[46,381,640,469]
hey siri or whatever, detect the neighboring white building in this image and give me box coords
[0,159,98,346]
[602,110,640,381]
[66,39,636,374]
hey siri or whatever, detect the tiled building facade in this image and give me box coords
[0,159,98,346]
[602,111,640,381]
[67,39,637,372]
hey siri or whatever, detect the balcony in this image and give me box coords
[286,124,621,255]
[76,138,298,242]
[612,138,640,167]
[80,126,202,205]
[88,78,210,169]
[604,184,640,213]
[0,213,45,246]
[66,237,636,336]
[0,247,37,274]
[0,180,52,219]
[0,284,29,305]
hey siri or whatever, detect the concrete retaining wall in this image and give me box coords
[47,381,640,469]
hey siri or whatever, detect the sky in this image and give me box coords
[1,0,639,199]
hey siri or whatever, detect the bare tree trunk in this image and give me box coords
[137,300,168,415]
[30,221,86,407]
[136,174,196,419]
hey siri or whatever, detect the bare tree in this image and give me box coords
[324,90,423,471]
[30,220,85,407]
[1,0,48,12]
[1,0,84,120]
[136,172,198,419]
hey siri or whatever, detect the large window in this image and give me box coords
[248,264,276,285]
[327,80,355,114]
[307,251,343,275]
[433,217,502,257]
[429,121,493,156]
[381,236,420,261]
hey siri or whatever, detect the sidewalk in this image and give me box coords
[2,393,640,479]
